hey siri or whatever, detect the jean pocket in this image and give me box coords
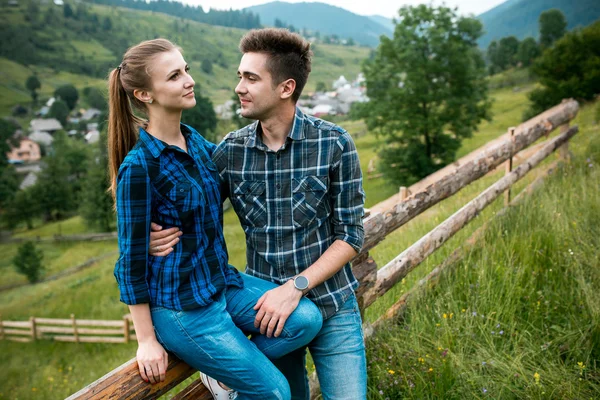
[292,175,328,228]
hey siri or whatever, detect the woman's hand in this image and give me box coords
[137,338,169,384]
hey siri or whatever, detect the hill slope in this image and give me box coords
[245,1,392,47]
[477,0,600,48]
[0,2,369,114]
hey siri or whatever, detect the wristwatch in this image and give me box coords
[293,275,310,293]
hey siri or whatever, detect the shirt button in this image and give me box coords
[180,189,184,192]
[276,183,281,189]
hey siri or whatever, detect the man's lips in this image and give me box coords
[240,98,251,104]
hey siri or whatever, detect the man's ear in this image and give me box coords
[279,79,297,100]
[133,89,153,104]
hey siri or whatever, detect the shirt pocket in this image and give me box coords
[232,180,267,228]
[292,175,328,228]
[153,173,204,215]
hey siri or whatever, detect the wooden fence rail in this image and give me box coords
[0,314,135,344]
[62,100,579,399]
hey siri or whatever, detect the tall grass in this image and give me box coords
[366,123,600,399]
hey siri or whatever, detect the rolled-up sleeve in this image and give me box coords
[330,131,365,253]
[114,162,152,305]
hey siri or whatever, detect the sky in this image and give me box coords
[182,0,509,18]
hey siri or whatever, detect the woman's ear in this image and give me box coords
[133,89,154,104]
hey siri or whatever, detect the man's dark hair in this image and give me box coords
[240,28,312,103]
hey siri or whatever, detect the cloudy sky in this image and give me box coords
[182,0,508,18]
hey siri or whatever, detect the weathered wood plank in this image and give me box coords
[360,125,578,308]
[171,377,212,400]
[66,357,196,400]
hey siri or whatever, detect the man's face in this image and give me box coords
[235,52,282,120]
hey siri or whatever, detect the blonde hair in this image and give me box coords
[107,38,181,198]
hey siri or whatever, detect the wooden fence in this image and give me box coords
[65,100,579,399]
[0,314,135,344]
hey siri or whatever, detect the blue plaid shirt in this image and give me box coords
[214,108,365,319]
[114,124,242,310]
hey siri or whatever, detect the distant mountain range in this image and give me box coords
[245,1,392,47]
[477,0,600,48]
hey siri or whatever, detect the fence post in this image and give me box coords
[30,317,37,341]
[559,122,571,162]
[504,127,516,206]
[399,186,408,202]
[0,314,4,340]
[71,314,79,343]
[123,316,130,344]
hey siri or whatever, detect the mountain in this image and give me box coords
[368,15,395,33]
[477,0,600,48]
[0,1,369,116]
[245,1,392,47]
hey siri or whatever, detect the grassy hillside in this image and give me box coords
[0,1,369,116]
[477,0,600,48]
[246,1,391,47]
[1,77,598,399]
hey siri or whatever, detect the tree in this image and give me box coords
[63,3,73,19]
[517,37,541,67]
[524,20,600,120]
[201,59,213,75]
[26,75,41,106]
[80,132,114,231]
[182,90,218,143]
[48,99,70,125]
[0,166,19,209]
[82,86,107,111]
[539,9,567,48]
[488,36,520,72]
[13,242,44,283]
[361,5,491,185]
[3,188,40,230]
[54,84,79,110]
[316,81,327,93]
[0,118,20,167]
[102,16,112,31]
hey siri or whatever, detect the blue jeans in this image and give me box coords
[271,294,367,400]
[151,273,323,400]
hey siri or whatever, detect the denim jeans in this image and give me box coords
[151,273,323,400]
[271,294,367,400]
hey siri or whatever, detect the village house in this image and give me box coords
[6,138,41,163]
[29,118,63,134]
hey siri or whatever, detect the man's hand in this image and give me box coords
[254,280,303,338]
[149,222,182,256]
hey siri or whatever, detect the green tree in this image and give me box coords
[3,188,39,230]
[80,132,114,231]
[316,81,327,92]
[0,166,19,209]
[361,5,491,185]
[102,16,112,31]
[48,100,70,125]
[54,84,79,110]
[83,86,107,111]
[517,37,541,67]
[26,75,41,106]
[182,90,218,143]
[524,20,600,120]
[0,118,20,167]
[539,9,567,48]
[63,3,73,19]
[13,242,44,283]
[201,59,213,75]
[488,36,520,72]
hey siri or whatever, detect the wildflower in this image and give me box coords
[449,313,454,319]
[496,324,500,328]
[499,330,504,335]
[438,347,442,351]
[491,331,495,335]
[428,368,433,372]
[443,313,447,319]
[436,323,441,327]
[482,388,488,394]
[388,370,395,374]
[401,278,406,285]
[534,372,540,385]
[462,308,466,313]
[472,311,477,317]
[418,357,425,364]
[482,361,487,366]
[379,390,384,395]
[577,362,586,375]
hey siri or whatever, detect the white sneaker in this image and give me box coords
[199,372,238,400]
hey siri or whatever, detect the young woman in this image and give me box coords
[108,38,322,400]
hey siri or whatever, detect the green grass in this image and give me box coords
[1,82,598,399]
[365,102,600,398]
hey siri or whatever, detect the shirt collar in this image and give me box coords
[247,107,306,149]
[138,124,193,159]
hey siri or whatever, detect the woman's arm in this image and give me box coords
[129,304,169,384]
[115,163,167,383]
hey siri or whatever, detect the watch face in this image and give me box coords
[295,276,309,290]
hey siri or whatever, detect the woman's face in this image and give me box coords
[147,49,196,111]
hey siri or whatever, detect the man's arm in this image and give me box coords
[254,130,365,337]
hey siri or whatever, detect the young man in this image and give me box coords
[150,28,367,399]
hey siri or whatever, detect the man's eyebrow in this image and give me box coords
[238,70,260,78]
